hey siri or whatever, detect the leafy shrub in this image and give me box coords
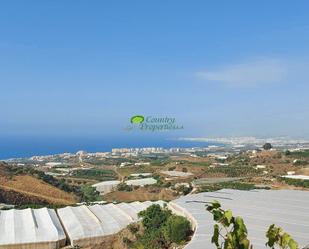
[266,224,298,249]
[79,185,100,202]
[263,143,272,150]
[177,185,192,195]
[279,177,309,188]
[128,223,139,234]
[163,215,191,244]
[197,181,268,193]
[285,149,309,158]
[129,204,191,248]
[117,183,133,192]
[138,204,171,230]
[122,237,132,246]
[134,229,167,249]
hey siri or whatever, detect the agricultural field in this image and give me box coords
[71,169,118,181]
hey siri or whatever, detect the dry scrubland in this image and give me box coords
[0,163,77,205]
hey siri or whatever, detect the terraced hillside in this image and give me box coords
[0,162,77,205]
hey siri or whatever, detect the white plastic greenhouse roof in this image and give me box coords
[58,201,165,247]
[1,190,308,249]
[0,208,66,249]
[92,180,121,187]
[170,189,309,249]
[125,177,157,186]
[161,170,193,177]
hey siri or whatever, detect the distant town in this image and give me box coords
[1,137,309,249]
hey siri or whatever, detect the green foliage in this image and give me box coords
[279,177,309,188]
[285,150,309,158]
[293,160,308,166]
[128,223,139,234]
[117,182,133,191]
[7,166,97,203]
[207,201,299,249]
[163,215,191,244]
[198,181,267,193]
[138,204,172,230]
[266,224,298,249]
[205,166,259,177]
[131,204,191,249]
[9,166,77,193]
[190,161,211,167]
[71,169,117,181]
[263,143,273,150]
[153,174,164,186]
[206,201,251,249]
[134,229,168,249]
[15,203,67,209]
[122,237,133,247]
[177,184,193,195]
[79,185,100,202]
[285,150,291,156]
[150,158,170,166]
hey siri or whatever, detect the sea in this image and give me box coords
[0,135,214,160]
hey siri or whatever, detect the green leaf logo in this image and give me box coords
[130,115,144,124]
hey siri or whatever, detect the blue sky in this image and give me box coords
[1,1,309,139]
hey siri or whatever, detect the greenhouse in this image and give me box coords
[1,190,308,249]
[92,180,121,194]
[125,177,157,186]
[0,208,66,249]
[57,201,165,247]
[169,189,309,249]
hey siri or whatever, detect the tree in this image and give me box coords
[79,185,100,202]
[130,204,191,249]
[177,184,192,195]
[135,229,167,249]
[138,204,171,230]
[117,182,133,192]
[263,143,272,150]
[163,215,191,244]
[285,150,291,156]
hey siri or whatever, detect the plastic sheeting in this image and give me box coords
[58,201,165,247]
[170,189,309,249]
[125,178,157,186]
[92,180,121,194]
[0,208,66,249]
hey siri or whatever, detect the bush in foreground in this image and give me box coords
[126,204,191,249]
[163,215,191,244]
